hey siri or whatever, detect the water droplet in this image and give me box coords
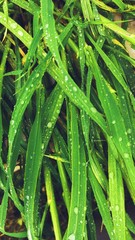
[65,76,68,81]
[36,73,39,78]
[26,195,29,200]
[10,22,17,29]
[124,153,129,158]
[91,107,97,113]
[47,122,52,128]
[112,120,116,124]
[115,205,119,211]
[11,120,14,125]
[109,172,113,179]
[127,128,132,134]
[21,100,24,105]
[73,86,77,92]
[59,95,62,99]
[45,24,49,29]
[119,137,122,142]
[41,144,44,150]
[68,234,75,240]
[74,207,78,215]
[127,142,131,147]
[18,30,23,37]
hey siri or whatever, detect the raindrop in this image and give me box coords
[109,172,113,179]
[21,100,24,105]
[59,95,62,99]
[115,205,119,211]
[26,195,29,200]
[112,120,116,124]
[18,30,24,37]
[124,153,129,158]
[127,128,132,134]
[68,234,75,240]
[91,107,97,113]
[47,122,52,128]
[73,86,77,92]
[36,73,39,78]
[74,207,78,214]
[10,22,17,29]
[119,137,122,142]
[65,76,68,82]
[11,120,14,125]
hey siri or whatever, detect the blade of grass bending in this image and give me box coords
[0,10,107,137]
[0,229,27,238]
[126,213,135,235]
[65,103,87,240]
[11,0,40,14]
[86,33,130,92]
[0,39,10,167]
[41,84,65,152]
[7,56,50,213]
[87,45,135,201]
[54,128,71,179]
[23,27,43,72]
[24,90,42,240]
[0,183,8,230]
[100,15,135,45]
[44,163,62,240]
[0,12,32,48]
[41,0,108,136]
[53,134,70,213]
[108,147,126,240]
[88,166,115,240]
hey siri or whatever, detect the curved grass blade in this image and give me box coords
[24,93,42,240]
[108,147,126,240]
[86,45,135,201]
[11,0,40,15]
[0,12,32,48]
[100,15,135,46]
[7,56,50,212]
[86,34,130,92]
[65,103,87,240]
[88,166,114,240]
[44,163,62,240]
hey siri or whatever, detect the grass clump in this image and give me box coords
[0,0,135,239]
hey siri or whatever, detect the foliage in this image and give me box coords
[0,0,135,239]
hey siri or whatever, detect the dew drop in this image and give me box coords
[36,73,39,78]
[26,195,29,200]
[119,137,122,142]
[10,22,17,29]
[11,120,14,125]
[112,120,116,124]
[127,128,132,134]
[115,205,119,211]
[109,172,113,179]
[124,153,129,158]
[65,76,68,81]
[91,107,97,113]
[18,30,23,36]
[45,24,49,29]
[68,234,75,240]
[127,142,131,147]
[21,100,24,105]
[59,95,62,99]
[73,86,77,92]
[74,207,78,215]
[47,122,52,128]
